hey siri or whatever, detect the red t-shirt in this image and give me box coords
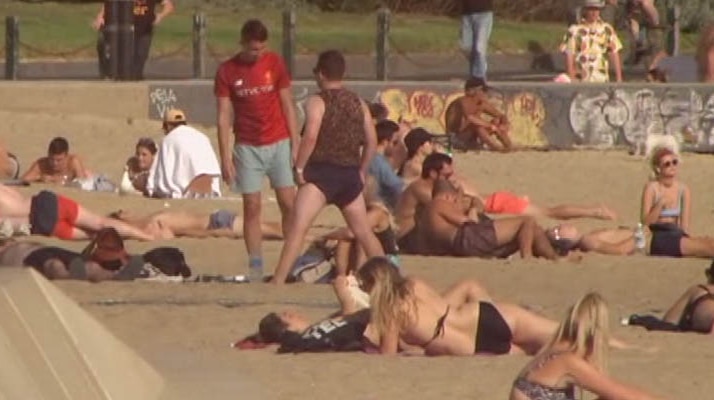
[214,51,291,146]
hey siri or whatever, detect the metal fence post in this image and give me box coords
[668,4,681,57]
[376,8,390,81]
[116,0,134,80]
[192,13,206,79]
[5,16,19,80]
[282,7,296,77]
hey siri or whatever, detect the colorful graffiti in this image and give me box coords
[375,88,549,147]
[569,88,714,148]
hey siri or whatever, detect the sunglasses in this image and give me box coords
[660,159,679,168]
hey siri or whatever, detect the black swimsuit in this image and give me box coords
[474,302,512,355]
[678,285,714,332]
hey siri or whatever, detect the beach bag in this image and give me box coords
[143,247,192,277]
[81,227,129,271]
[288,241,336,284]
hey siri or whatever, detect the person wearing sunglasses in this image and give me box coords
[641,146,714,258]
[544,223,637,256]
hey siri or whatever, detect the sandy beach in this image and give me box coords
[1,104,712,399]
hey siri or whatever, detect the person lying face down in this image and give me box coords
[355,257,562,356]
[544,223,637,256]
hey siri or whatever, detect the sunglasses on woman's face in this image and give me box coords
[660,159,679,168]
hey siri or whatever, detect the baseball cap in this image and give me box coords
[404,128,438,159]
[163,108,187,123]
[582,0,605,8]
[464,77,489,91]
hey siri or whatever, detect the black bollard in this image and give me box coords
[282,7,296,78]
[116,0,134,80]
[5,16,19,80]
[192,13,206,79]
[376,8,390,81]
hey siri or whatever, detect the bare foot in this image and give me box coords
[595,204,617,220]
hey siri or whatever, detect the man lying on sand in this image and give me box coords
[418,179,559,259]
[110,208,283,240]
[0,237,143,282]
[0,183,154,241]
[396,152,617,255]
[545,223,638,256]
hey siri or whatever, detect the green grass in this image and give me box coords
[0,1,700,60]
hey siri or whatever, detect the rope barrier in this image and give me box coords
[151,42,191,60]
[18,40,96,58]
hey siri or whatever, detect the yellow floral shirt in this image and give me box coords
[559,18,623,82]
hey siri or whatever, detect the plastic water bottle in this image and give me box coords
[634,223,646,253]
[248,257,264,283]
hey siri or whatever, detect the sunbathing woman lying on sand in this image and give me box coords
[544,223,638,256]
[109,208,283,240]
[627,263,714,334]
[356,257,561,356]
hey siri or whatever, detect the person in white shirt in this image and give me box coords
[147,109,222,198]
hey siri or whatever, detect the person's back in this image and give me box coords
[149,124,221,198]
[308,88,364,167]
[511,351,577,400]
[400,278,483,356]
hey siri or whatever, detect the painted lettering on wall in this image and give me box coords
[149,87,178,119]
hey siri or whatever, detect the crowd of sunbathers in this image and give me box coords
[0,77,714,400]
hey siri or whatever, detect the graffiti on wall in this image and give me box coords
[374,88,549,147]
[149,87,178,119]
[569,88,714,148]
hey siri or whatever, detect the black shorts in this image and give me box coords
[304,162,363,209]
[23,247,81,272]
[649,224,687,257]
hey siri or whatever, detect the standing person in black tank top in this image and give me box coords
[270,50,385,284]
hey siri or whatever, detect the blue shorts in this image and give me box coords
[233,139,295,194]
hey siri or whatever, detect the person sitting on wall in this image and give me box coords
[147,109,222,199]
[21,136,90,185]
[120,137,157,196]
[451,77,513,152]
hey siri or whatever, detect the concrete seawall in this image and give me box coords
[2,80,713,151]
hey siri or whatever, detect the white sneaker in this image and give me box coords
[346,275,370,310]
[0,220,14,239]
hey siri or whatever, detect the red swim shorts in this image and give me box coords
[52,195,79,239]
[484,191,530,215]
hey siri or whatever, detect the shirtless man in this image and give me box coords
[420,179,558,259]
[454,77,512,152]
[399,128,439,184]
[110,208,283,240]
[545,223,637,256]
[21,137,90,185]
[0,183,153,241]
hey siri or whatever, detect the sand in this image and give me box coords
[1,104,712,400]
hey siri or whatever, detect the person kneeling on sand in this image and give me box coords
[356,257,564,356]
[510,292,665,400]
[419,179,558,259]
[544,223,639,256]
[110,208,283,240]
[0,183,154,241]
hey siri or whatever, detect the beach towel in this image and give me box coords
[147,125,222,199]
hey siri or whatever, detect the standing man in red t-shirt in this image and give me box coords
[214,20,299,279]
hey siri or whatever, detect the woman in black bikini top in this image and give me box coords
[660,264,714,333]
[509,293,664,400]
[356,257,564,357]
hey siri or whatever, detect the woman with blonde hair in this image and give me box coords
[510,292,664,400]
[356,257,560,356]
[641,146,714,258]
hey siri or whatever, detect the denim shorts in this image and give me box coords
[233,138,295,194]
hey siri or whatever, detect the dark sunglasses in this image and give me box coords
[660,159,679,168]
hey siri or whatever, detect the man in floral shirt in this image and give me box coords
[560,0,623,83]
